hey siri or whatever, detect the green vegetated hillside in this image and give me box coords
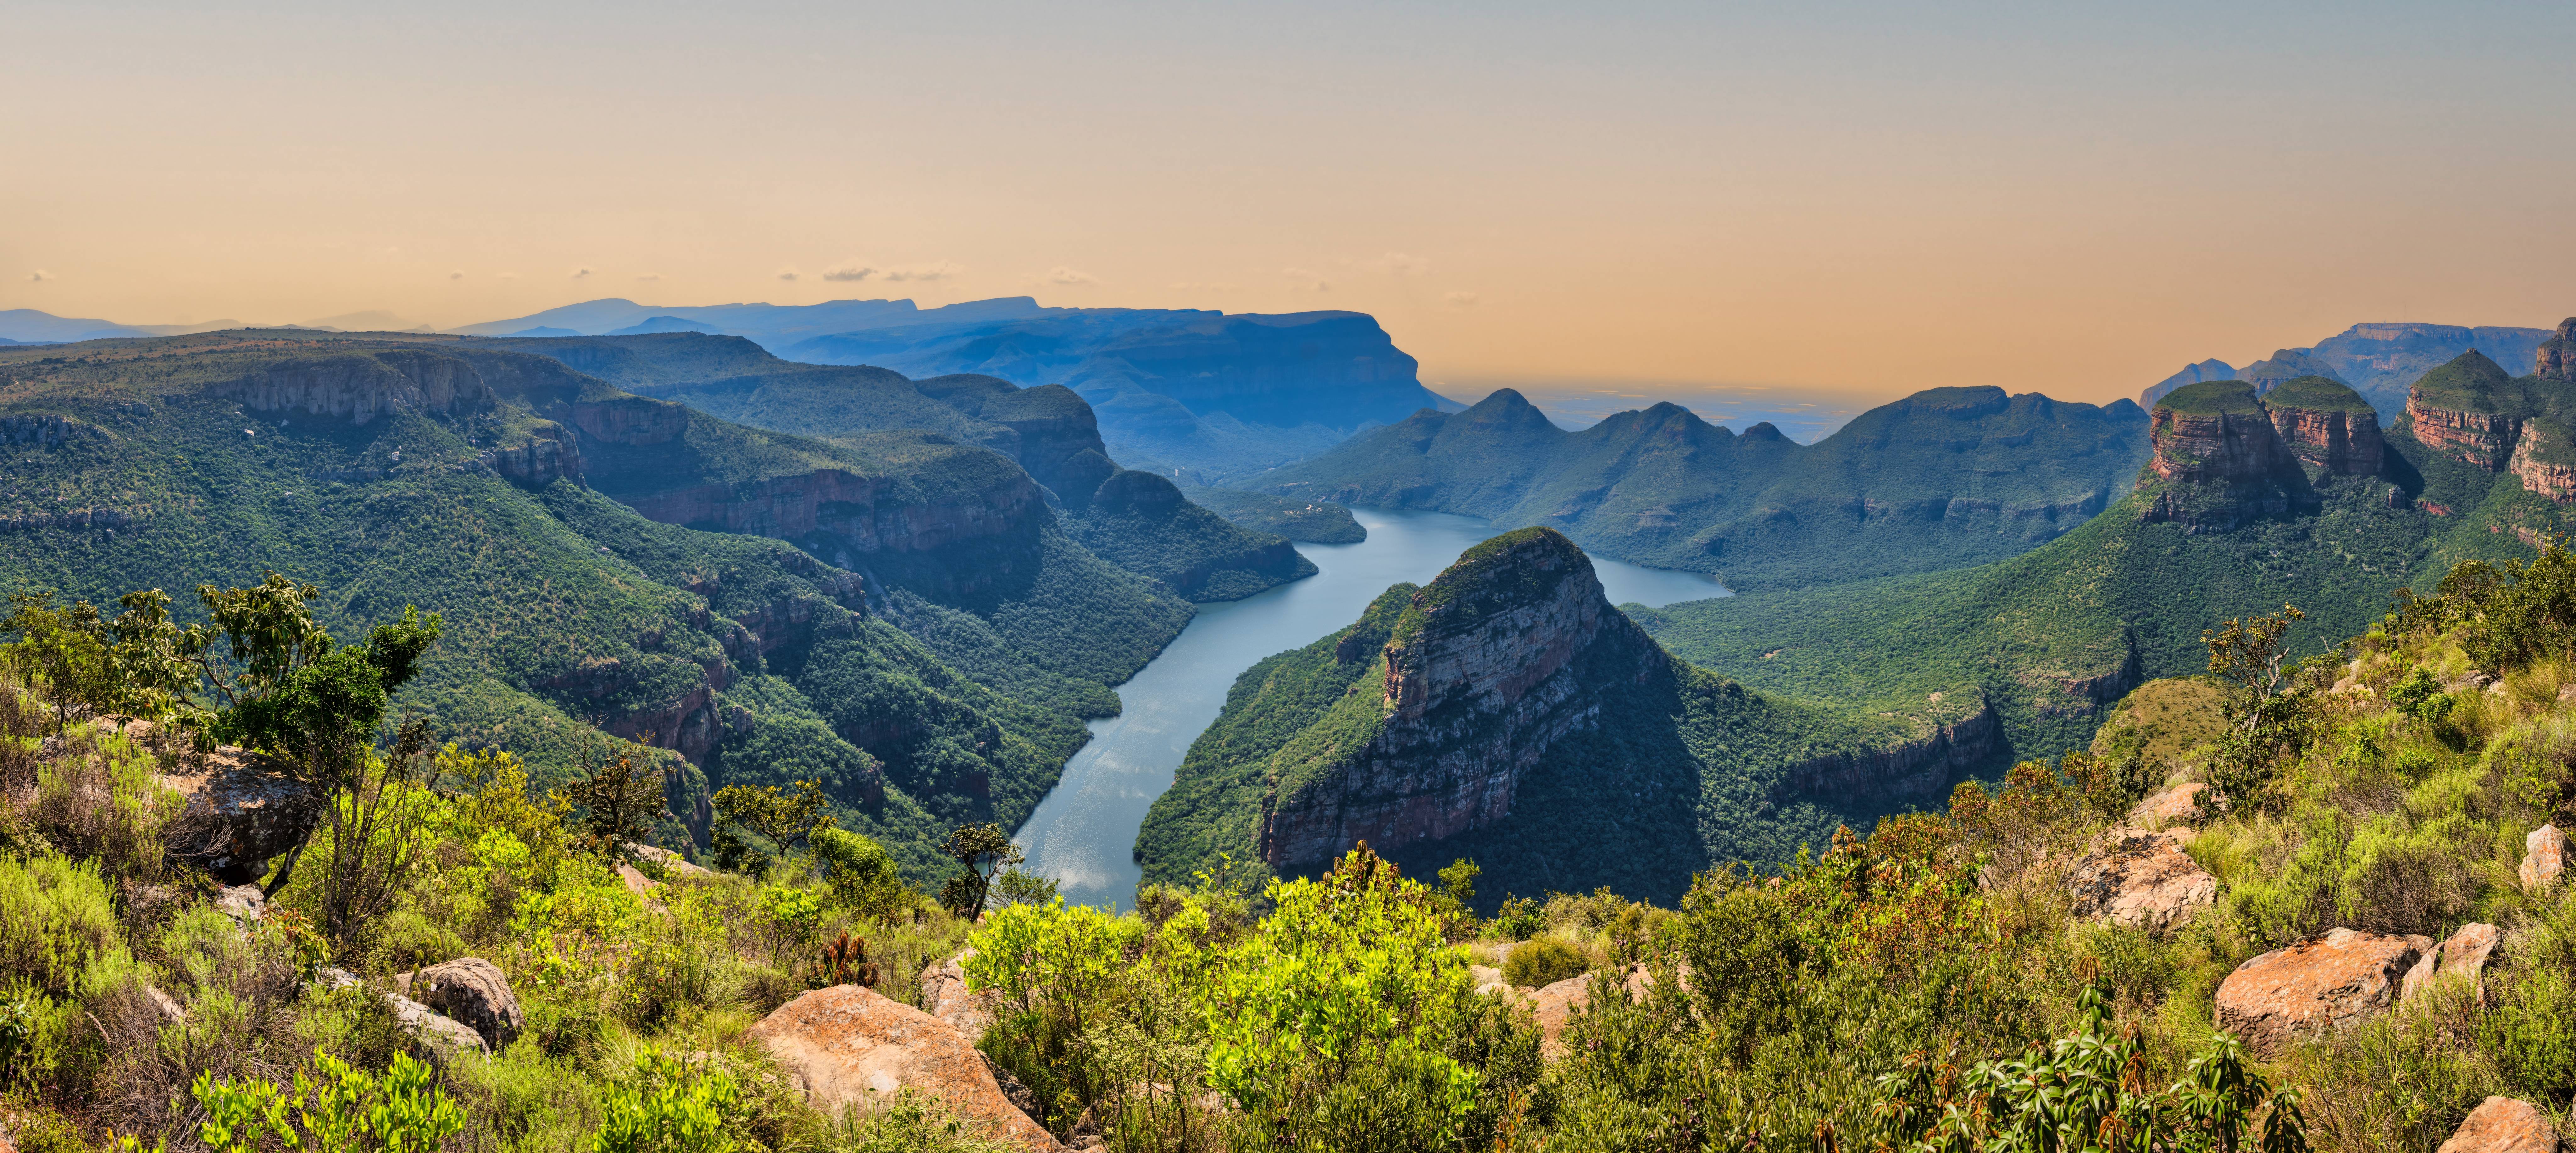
[489,332,1319,601]
[0,331,1240,881]
[1250,384,2151,591]
[1175,483,1367,543]
[1136,530,1983,906]
[1633,382,2573,769]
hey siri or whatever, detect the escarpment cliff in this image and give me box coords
[2264,376,2386,476]
[231,348,499,424]
[2401,348,2576,505]
[1255,529,1665,867]
[2140,381,2321,531]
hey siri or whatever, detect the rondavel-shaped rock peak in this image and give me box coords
[1256,527,1664,867]
[2140,380,2342,531]
[2537,317,2576,383]
[2264,375,2386,476]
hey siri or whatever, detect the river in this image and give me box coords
[1013,506,1733,909]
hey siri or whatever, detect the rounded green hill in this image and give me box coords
[2263,375,2377,415]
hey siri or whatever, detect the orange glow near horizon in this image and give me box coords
[8,2,2576,408]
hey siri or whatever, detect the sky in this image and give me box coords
[7,0,2576,406]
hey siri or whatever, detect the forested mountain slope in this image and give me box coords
[1251,385,2151,591]
[484,331,1319,599]
[0,331,1228,880]
[1636,360,2576,766]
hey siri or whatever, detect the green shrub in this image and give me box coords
[194,1050,464,1153]
[2483,964,2576,1099]
[809,1088,1017,1152]
[0,853,126,996]
[1502,938,1589,988]
[590,1052,745,1153]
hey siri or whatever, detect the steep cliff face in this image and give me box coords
[2509,419,2576,502]
[2538,318,2576,383]
[2264,376,2385,476]
[623,467,1046,557]
[1257,528,1663,866]
[2406,352,2525,470]
[2140,381,2319,530]
[230,349,497,425]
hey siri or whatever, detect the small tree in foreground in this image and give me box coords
[938,822,1024,918]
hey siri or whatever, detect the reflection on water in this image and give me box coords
[1013,507,1731,910]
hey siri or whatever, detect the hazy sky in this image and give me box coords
[9,1,2576,404]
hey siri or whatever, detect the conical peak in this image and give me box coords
[1409,527,1599,630]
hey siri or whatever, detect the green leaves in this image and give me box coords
[192,1050,463,1153]
[590,1052,742,1153]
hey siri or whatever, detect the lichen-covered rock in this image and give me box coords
[413,958,523,1051]
[2066,830,2217,931]
[2126,782,2207,829]
[2523,826,2567,892]
[919,950,996,1045]
[2215,928,2431,1057]
[747,985,1060,1151]
[213,884,267,922]
[626,842,716,877]
[2436,1097,2565,1153]
[2404,922,2503,1004]
[162,752,325,883]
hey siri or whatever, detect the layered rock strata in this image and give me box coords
[2537,317,2576,383]
[2265,377,2386,476]
[231,349,497,425]
[1257,528,1664,866]
[2140,381,2322,531]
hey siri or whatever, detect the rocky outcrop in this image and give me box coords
[161,752,325,884]
[2537,318,2576,383]
[919,950,997,1044]
[317,967,491,1064]
[1779,702,1998,796]
[1,414,110,447]
[622,468,1044,558]
[2127,783,2207,828]
[1257,528,1665,866]
[2523,825,2566,892]
[747,985,1061,1151]
[2437,1098,2565,1153]
[2214,928,2431,1057]
[2265,377,2385,476]
[411,958,524,1051]
[2141,382,2318,531]
[565,395,691,446]
[231,349,497,426]
[2509,421,2576,503]
[485,425,584,487]
[2402,922,2502,1004]
[2407,352,2528,471]
[2066,829,2217,931]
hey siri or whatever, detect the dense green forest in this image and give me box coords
[0,332,1225,879]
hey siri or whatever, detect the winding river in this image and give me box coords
[1014,507,1733,909]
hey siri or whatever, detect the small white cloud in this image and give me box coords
[822,264,877,282]
[1283,268,1332,292]
[27,270,52,282]
[571,267,594,279]
[635,272,663,282]
[447,270,465,280]
[1445,291,1479,308]
[776,266,801,281]
[1372,251,1430,276]
[882,261,961,282]
[1046,266,1100,286]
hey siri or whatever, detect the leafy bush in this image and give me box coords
[590,1052,743,1153]
[0,853,125,996]
[1502,938,1588,988]
[194,1050,464,1153]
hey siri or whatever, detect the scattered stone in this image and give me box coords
[2215,928,2432,1057]
[144,983,187,1024]
[413,958,523,1051]
[1469,964,1514,997]
[920,950,996,1045]
[747,985,1061,1151]
[2067,829,2218,931]
[2404,923,2504,1004]
[2523,826,2567,892]
[2126,783,2207,829]
[2437,1097,2564,1153]
[390,993,490,1064]
[214,884,267,922]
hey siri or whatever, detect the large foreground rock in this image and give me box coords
[161,752,324,883]
[2215,928,2430,1057]
[1528,965,1672,1060]
[413,958,523,1050]
[747,985,1060,1151]
[2437,1098,2564,1153]
[316,967,488,1064]
[2524,826,2567,892]
[2066,829,2217,931]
